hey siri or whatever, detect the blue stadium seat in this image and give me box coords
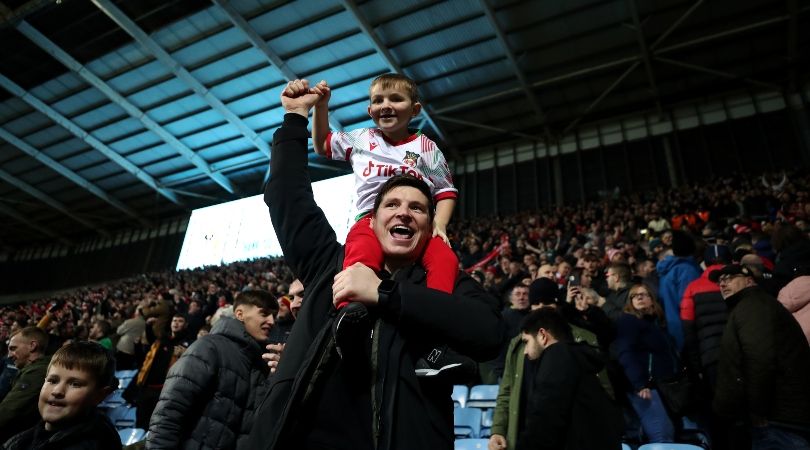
[118,428,146,445]
[115,369,138,379]
[466,384,498,409]
[454,438,488,450]
[638,444,705,450]
[622,444,632,450]
[454,407,483,439]
[452,385,469,408]
[479,408,493,438]
[107,404,136,429]
[99,388,126,408]
[118,376,134,390]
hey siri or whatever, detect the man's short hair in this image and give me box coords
[520,308,573,342]
[94,319,112,336]
[13,327,48,352]
[371,174,435,222]
[49,341,117,389]
[607,262,632,283]
[235,289,279,313]
[370,73,419,103]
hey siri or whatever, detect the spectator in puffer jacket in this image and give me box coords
[778,275,810,345]
[146,289,279,450]
[680,244,732,387]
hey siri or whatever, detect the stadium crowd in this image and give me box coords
[2,168,810,449]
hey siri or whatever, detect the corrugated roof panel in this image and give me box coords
[395,19,494,66]
[71,103,132,135]
[286,34,375,75]
[247,0,342,38]
[107,59,172,96]
[225,87,278,118]
[244,108,285,135]
[218,66,284,100]
[141,155,194,178]
[371,0,482,44]
[2,111,51,137]
[170,28,249,69]
[176,120,241,150]
[421,58,515,100]
[49,87,110,119]
[406,40,502,82]
[266,11,359,56]
[196,49,269,88]
[0,151,40,173]
[153,7,227,51]
[106,129,164,157]
[121,142,179,168]
[140,91,205,124]
[28,72,84,104]
[39,138,92,163]
[61,146,117,173]
[162,108,226,140]
[0,98,31,124]
[23,124,72,149]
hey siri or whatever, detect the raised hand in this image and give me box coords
[280,79,323,117]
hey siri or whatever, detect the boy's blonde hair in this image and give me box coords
[49,341,117,389]
[370,73,419,103]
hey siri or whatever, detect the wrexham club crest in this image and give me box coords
[403,151,419,167]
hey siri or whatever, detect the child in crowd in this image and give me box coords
[2,341,122,449]
[311,74,459,316]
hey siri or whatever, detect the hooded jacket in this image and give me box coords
[657,255,701,349]
[146,316,269,449]
[248,114,506,450]
[778,276,810,345]
[515,342,622,450]
[2,411,121,450]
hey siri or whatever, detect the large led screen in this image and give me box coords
[176,175,356,270]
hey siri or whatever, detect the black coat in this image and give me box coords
[248,114,507,450]
[713,286,810,427]
[515,342,622,450]
[2,412,121,450]
[146,316,269,449]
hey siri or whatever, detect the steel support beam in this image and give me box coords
[0,203,72,245]
[0,167,103,233]
[434,114,544,141]
[477,0,549,135]
[627,0,663,115]
[338,0,460,159]
[16,21,238,195]
[562,0,705,135]
[655,57,781,90]
[0,126,148,226]
[0,72,183,205]
[787,0,799,91]
[91,0,272,160]
[0,0,51,29]
[213,0,344,133]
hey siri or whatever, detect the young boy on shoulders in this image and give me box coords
[2,341,122,450]
[310,74,460,353]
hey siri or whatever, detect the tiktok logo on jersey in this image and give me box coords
[362,160,424,180]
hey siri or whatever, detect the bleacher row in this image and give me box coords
[451,385,707,450]
[101,369,146,446]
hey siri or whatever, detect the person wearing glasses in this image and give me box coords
[613,283,677,443]
[710,264,810,450]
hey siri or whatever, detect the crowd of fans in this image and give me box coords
[2,168,810,448]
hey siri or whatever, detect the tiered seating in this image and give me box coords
[452,385,468,408]
[118,428,147,446]
[116,369,137,390]
[453,407,482,439]
[454,438,488,450]
[106,404,136,429]
[638,444,705,450]
[466,384,497,409]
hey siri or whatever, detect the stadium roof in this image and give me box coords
[0,0,807,250]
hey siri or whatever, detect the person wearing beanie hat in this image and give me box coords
[656,231,701,349]
[528,278,561,307]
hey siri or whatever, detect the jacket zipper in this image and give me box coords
[370,318,382,450]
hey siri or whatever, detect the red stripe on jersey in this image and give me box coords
[345,147,353,162]
[324,131,333,160]
[434,191,458,202]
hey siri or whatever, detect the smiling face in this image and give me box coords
[39,365,108,430]
[235,304,275,343]
[367,83,421,141]
[371,186,432,271]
